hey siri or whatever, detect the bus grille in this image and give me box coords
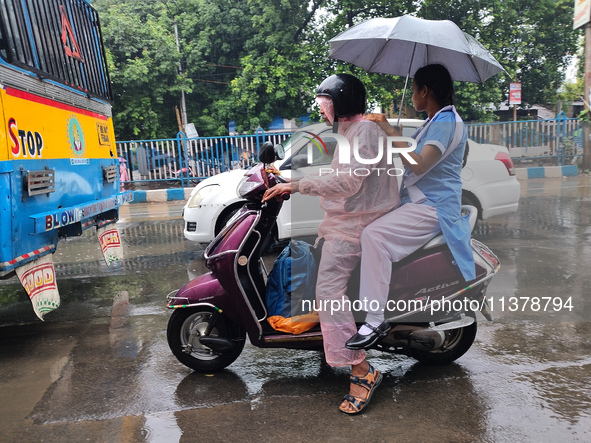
[103,165,117,183]
[25,169,55,196]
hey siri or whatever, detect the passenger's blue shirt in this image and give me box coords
[401,108,476,281]
[400,110,465,209]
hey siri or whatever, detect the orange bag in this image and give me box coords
[267,312,320,334]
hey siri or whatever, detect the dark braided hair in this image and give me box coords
[414,64,454,108]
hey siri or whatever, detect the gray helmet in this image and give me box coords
[316,74,366,119]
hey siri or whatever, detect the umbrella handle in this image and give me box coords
[397,73,410,127]
[398,43,416,127]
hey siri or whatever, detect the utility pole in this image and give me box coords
[174,21,187,130]
[584,23,591,171]
[585,24,591,112]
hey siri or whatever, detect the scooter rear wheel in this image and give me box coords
[167,307,245,372]
[409,313,477,365]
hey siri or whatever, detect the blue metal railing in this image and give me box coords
[116,130,290,188]
[465,117,581,166]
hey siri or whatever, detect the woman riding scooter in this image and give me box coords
[346,63,477,350]
[263,74,400,414]
[166,72,500,410]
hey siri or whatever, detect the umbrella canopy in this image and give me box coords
[329,15,504,83]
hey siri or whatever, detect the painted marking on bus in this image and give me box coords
[8,117,44,158]
[67,115,85,156]
[96,122,111,145]
[60,5,85,63]
[0,246,53,268]
[5,86,107,121]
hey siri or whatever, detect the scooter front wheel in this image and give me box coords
[409,313,477,365]
[167,307,245,372]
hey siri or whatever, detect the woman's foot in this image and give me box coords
[358,322,381,336]
[339,360,383,415]
[345,322,391,350]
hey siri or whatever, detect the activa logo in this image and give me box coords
[414,280,460,296]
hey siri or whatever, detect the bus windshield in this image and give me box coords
[0,0,112,101]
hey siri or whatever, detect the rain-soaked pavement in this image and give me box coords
[1,176,590,442]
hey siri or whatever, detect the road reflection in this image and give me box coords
[2,179,591,441]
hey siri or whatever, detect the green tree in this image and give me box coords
[309,0,578,121]
[305,1,415,119]
[95,0,580,139]
[420,0,579,120]
[213,0,326,133]
[170,0,257,135]
[94,0,187,140]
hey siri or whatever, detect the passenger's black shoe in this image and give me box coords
[345,322,391,350]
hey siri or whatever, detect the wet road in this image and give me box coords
[1,177,590,442]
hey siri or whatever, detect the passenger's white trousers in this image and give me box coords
[359,203,441,325]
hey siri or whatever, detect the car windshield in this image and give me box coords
[276,120,420,171]
[278,125,336,169]
[278,130,307,159]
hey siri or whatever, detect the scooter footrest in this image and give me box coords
[429,315,474,331]
[262,331,323,344]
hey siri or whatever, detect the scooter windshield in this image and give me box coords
[238,165,267,199]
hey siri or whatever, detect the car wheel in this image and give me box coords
[215,206,243,235]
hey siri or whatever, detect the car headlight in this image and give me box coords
[187,184,220,208]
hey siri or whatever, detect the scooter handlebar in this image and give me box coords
[281,192,290,201]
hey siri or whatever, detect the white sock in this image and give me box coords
[358,322,381,336]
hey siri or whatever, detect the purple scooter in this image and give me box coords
[166,142,500,372]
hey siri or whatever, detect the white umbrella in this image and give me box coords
[329,15,505,121]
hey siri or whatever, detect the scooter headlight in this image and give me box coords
[187,184,219,208]
[238,178,261,198]
[236,177,248,195]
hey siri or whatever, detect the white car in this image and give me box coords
[183,120,520,244]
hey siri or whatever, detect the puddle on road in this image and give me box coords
[3,177,591,440]
[467,321,591,441]
[141,411,183,443]
[3,295,590,442]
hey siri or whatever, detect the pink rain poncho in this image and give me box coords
[296,105,400,366]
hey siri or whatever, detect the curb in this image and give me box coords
[129,188,193,203]
[515,165,579,180]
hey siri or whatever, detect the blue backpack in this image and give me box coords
[266,240,318,318]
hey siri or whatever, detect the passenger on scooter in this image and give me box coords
[262,74,400,415]
[346,63,477,351]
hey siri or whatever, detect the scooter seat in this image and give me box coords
[422,233,446,250]
[421,205,478,251]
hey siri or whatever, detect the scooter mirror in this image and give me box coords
[259,141,276,164]
[274,143,285,160]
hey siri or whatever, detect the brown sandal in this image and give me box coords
[339,364,383,415]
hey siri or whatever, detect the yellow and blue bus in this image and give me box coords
[0,0,132,319]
